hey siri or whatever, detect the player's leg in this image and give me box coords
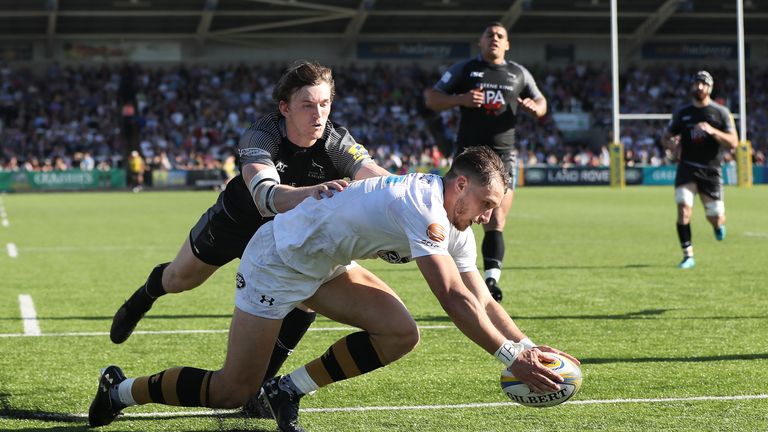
[110,200,232,344]
[675,182,697,269]
[261,266,418,431]
[482,152,517,301]
[698,170,726,241]
[89,307,282,427]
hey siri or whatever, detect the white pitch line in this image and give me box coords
[2,394,766,422]
[0,196,7,227]
[6,242,18,258]
[18,294,41,336]
[0,325,455,338]
[744,231,768,239]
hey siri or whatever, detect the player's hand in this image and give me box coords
[694,121,714,135]
[462,88,484,108]
[517,97,539,116]
[310,179,349,199]
[508,348,564,394]
[535,345,580,365]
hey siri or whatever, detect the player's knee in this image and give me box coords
[386,318,420,360]
[675,186,695,207]
[704,200,724,217]
[371,318,419,364]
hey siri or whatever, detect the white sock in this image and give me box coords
[117,378,137,406]
[287,366,319,396]
[485,268,501,282]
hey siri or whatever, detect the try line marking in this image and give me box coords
[18,294,41,336]
[0,194,8,227]
[1,394,766,422]
[0,325,456,338]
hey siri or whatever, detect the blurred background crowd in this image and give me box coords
[1,61,766,174]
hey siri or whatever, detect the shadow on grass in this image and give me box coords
[413,308,768,322]
[414,308,676,322]
[0,314,231,322]
[582,352,768,364]
[0,407,273,432]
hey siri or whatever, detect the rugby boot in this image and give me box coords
[242,388,273,419]
[714,225,726,241]
[88,365,127,427]
[486,278,503,302]
[110,286,155,344]
[678,256,696,269]
[263,376,305,432]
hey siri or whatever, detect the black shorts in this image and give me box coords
[675,162,723,201]
[188,192,261,267]
[500,151,518,190]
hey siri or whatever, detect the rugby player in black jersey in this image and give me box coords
[662,70,738,269]
[424,22,547,301]
[105,61,390,417]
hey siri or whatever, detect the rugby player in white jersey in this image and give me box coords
[90,146,578,432]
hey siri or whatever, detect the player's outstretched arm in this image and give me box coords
[416,254,562,392]
[243,162,348,216]
[460,269,580,366]
[354,162,392,179]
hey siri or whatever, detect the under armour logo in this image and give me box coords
[260,295,275,306]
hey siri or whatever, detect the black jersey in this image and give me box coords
[667,101,735,168]
[433,56,543,154]
[222,111,375,231]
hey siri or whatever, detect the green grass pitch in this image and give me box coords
[1,185,767,431]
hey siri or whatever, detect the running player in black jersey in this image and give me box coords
[424,22,547,301]
[105,61,390,417]
[662,71,738,269]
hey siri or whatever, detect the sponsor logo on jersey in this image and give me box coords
[377,250,411,264]
[275,161,288,173]
[470,71,485,78]
[307,160,326,180]
[482,89,506,115]
[418,239,441,249]
[236,272,246,289]
[427,223,446,242]
[347,143,371,162]
[239,147,271,158]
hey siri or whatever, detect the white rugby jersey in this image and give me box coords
[271,172,478,279]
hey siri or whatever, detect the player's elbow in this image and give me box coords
[423,89,443,112]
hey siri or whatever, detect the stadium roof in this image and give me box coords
[1,0,766,50]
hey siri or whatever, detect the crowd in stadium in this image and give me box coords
[1,61,766,173]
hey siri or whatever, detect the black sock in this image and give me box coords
[263,308,317,382]
[676,223,692,254]
[482,230,504,271]
[144,262,170,299]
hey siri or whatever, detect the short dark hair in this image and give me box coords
[272,61,335,104]
[483,22,508,33]
[445,146,508,187]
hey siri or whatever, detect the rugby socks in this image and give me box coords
[300,331,384,391]
[144,262,170,299]
[263,308,317,382]
[127,367,213,407]
[482,230,505,282]
[676,223,693,256]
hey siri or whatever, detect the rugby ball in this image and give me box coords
[500,353,582,407]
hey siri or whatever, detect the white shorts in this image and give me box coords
[235,222,357,319]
